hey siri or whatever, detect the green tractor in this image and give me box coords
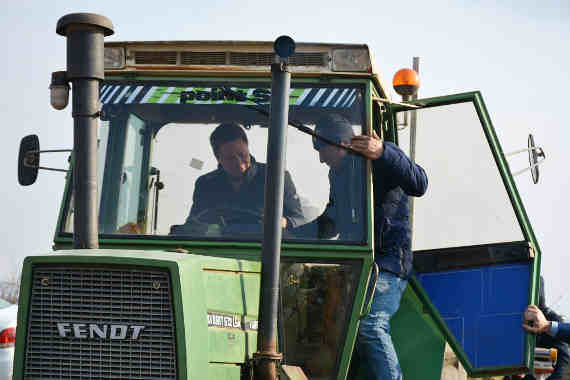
[15,13,543,380]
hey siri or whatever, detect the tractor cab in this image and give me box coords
[15,16,542,380]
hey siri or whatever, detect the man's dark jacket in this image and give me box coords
[372,141,428,278]
[537,308,569,380]
[555,323,570,344]
[556,323,570,344]
[188,156,305,228]
[534,276,570,380]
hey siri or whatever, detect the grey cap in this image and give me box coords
[313,114,354,150]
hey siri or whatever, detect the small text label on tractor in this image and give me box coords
[56,323,146,340]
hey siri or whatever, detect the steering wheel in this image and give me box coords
[170,206,263,236]
[191,206,263,226]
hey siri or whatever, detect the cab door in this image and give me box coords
[386,92,539,377]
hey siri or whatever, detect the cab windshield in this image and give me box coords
[61,80,367,245]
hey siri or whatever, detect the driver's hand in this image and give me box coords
[258,214,287,229]
[118,222,143,234]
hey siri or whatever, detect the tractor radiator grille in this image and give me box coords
[23,266,177,380]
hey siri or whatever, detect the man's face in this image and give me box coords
[217,139,251,179]
[318,144,346,169]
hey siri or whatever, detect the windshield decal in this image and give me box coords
[125,86,144,104]
[113,85,131,104]
[101,85,120,104]
[99,85,357,108]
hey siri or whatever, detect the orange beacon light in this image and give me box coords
[392,68,420,99]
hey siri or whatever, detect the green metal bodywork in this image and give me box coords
[15,250,261,379]
[15,250,454,380]
[392,281,446,379]
[14,249,372,380]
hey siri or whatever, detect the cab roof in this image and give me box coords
[104,40,390,99]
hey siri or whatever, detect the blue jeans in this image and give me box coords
[357,271,407,380]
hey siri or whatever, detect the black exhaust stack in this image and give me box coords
[253,36,295,380]
[56,13,114,249]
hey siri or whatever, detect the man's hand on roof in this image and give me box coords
[350,130,384,160]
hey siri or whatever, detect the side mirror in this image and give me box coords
[506,133,546,184]
[18,135,40,186]
[528,134,545,184]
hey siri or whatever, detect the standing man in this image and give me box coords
[311,114,428,380]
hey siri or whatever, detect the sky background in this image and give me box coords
[1,1,569,313]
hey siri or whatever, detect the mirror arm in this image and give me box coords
[37,166,69,173]
[24,149,72,173]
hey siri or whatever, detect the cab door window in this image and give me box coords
[398,101,524,249]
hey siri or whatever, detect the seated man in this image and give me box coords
[182,122,304,234]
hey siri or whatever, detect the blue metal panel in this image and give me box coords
[417,263,529,368]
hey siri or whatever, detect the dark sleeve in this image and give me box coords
[540,310,569,380]
[555,322,570,344]
[548,339,569,380]
[186,176,206,223]
[282,170,305,228]
[292,211,336,239]
[536,316,569,380]
[556,323,570,345]
[291,180,337,239]
[373,141,428,197]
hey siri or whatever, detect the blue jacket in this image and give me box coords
[373,142,428,278]
[556,323,570,345]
